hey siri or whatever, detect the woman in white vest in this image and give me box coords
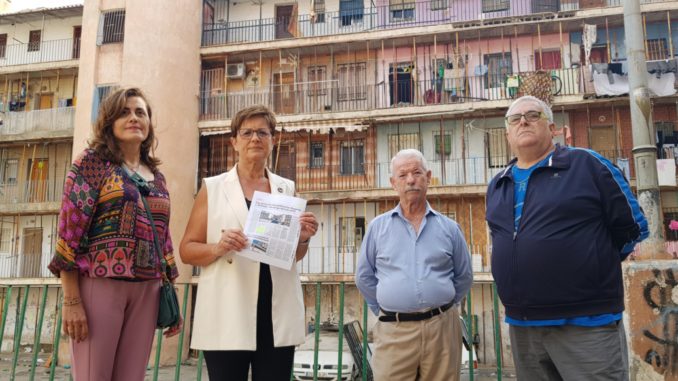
[179,105,318,380]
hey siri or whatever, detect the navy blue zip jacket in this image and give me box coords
[486,144,648,321]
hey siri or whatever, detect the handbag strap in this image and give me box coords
[128,171,169,282]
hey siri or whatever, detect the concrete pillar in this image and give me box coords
[623,0,678,379]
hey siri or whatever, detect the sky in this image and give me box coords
[8,0,82,12]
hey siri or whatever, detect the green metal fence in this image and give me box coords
[0,281,507,380]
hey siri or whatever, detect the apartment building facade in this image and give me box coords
[1,0,677,376]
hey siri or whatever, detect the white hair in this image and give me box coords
[505,95,554,128]
[390,149,429,174]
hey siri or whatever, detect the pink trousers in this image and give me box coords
[71,276,160,381]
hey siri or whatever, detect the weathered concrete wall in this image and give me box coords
[625,261,678,380]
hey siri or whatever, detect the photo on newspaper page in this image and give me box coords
[238,191,308,270]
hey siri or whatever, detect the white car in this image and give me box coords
[293,326,360,381]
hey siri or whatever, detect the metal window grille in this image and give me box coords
[482,0,510,12]
[388,133,420,159]
[310,142,324,168]
[312,0,326,23]
[390,0,415,21]
[487,128,510,168]
[28,30,41,52]
[434,133,452,158]
[100,10,125,44]
[484,53,512,89]
[430,0,448,10]
[337,63,367,101]
[308,66,327,96]
[2,159,18,184]
[340,140,364,175]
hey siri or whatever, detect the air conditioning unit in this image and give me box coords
[226,63,245,79]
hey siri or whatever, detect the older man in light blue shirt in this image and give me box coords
[356,149,473,381]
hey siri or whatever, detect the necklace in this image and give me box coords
[123,162,141,174]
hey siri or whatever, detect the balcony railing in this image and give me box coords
[201,0,672,46]
[200,68,581,120]
[0,179,63,205]
[0,107,75,135]
[0,38,80,67]
[291,157,508,192]
[299,243,490,274]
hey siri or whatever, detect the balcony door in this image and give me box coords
[72,26,81,59]
[27,158,48,202]
[38,93,53,109]
[273,72,295,115]
[275,4,296,39]
[589,126,616,160]
[20,227,42,278]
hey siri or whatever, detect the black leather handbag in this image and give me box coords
[130,172,180,329]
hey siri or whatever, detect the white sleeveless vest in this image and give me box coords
[190,165,306,350]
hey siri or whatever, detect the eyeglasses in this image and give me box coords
[505,111,546,126]
[238,129,272,139]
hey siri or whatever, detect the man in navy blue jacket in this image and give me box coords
[486,96,648,380]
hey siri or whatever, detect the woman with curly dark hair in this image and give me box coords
[48,87,181,380]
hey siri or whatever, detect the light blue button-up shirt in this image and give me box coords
[356,203,473,315]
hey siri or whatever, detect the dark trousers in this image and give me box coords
[204,264,295,381]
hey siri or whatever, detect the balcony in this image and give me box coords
[0,38,80,69]
[201,0,675,47]
[273,157,506,195]
[0,107,75,137]
[299,243,490,275]
[200,68,581,120]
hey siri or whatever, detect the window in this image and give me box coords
[484,53,512,89]
[312,0,326,23]
[431,0,448,10]
[647,38,668,60]
[0,34,7,59]
[3,159,18,184]
[0,226,12,254]
[535,50,562,70]
[487,128,510,168]
[338,216,365,252]
[28,30,41,52]
[199,134,232,186]
[337,62,367,101]
[339,0,363,26]
[390,0,415,22]
[388,133,419,158]
[91,85,116,123]
[434,133,452,159]
[664,208,678,241]
[340,140,364,175]
[100,10,126,44]
[308,66,327,96]
[482,0,509,12]
[310,142,324,168]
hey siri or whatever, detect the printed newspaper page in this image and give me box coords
[238,191,307,270]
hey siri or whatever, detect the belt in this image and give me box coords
[379,301,454,322]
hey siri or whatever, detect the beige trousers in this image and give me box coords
[372,306,462,381]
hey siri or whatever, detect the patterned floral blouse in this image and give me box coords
[48,149,178,281]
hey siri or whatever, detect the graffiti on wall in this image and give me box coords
[642,269,678,376]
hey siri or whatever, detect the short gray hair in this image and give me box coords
[390,149,429,174]
[505,95,554,128]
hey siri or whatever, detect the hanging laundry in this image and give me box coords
[646,58,678,78]
[657,159,677,186]
[616,158,630,179]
